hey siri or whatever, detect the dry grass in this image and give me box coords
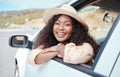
[0,9,44,28]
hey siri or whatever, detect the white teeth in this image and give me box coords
[57,32,65,37]
[58,32,64,35]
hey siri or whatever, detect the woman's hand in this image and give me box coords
[57,43,65,58]
[41,45,59,53]
[40,43,65,58]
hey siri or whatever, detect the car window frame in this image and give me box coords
[92,11,120,69]
[51,11,120,77]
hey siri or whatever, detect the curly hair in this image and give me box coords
[34,14,100,56]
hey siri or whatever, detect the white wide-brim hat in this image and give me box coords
[43,4,88,30]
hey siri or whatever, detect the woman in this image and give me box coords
[28,4,100,66]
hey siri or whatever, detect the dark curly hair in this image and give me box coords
[34,14,100,56]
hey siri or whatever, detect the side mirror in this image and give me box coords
[9,35,29,48]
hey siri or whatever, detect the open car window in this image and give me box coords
[50,0,119,73]
[51,6,119,77]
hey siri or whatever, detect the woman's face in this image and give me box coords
[53,15,73,43]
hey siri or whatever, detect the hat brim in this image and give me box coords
[43,8,88,30]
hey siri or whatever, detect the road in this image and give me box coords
[0,28,38,77]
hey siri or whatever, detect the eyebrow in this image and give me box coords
[56,20,72,23]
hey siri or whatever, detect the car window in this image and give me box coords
[74,0,119,69]
[52,0,119,68]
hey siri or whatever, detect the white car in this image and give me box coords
[9,0,120,77]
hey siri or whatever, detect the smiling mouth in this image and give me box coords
[56,32,66,38]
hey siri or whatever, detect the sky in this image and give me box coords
[0,0,71,11]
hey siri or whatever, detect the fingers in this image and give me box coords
[41,45,58,53]
[41,43,65,54]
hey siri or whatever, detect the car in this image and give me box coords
[9,0,120,77]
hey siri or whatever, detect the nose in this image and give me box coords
[59,23,64,30]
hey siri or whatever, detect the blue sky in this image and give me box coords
[0,0,71,11]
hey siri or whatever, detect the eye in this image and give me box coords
[55,22,60,25]
[65,22,72,26]
[65,24,71,26]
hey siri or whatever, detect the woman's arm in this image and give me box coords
[35,50,59,64]
[63,43,94,64]
[28,45,59,66]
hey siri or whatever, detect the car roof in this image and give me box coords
[71,0,120,12]
[71,0,98,10]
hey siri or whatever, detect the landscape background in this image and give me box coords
[0,5,118,41]
[0,9,45,28]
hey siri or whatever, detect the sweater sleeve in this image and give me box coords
[63,43,94,64]
[28,48,43,66]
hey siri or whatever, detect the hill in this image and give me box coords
[0,9,45,28]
